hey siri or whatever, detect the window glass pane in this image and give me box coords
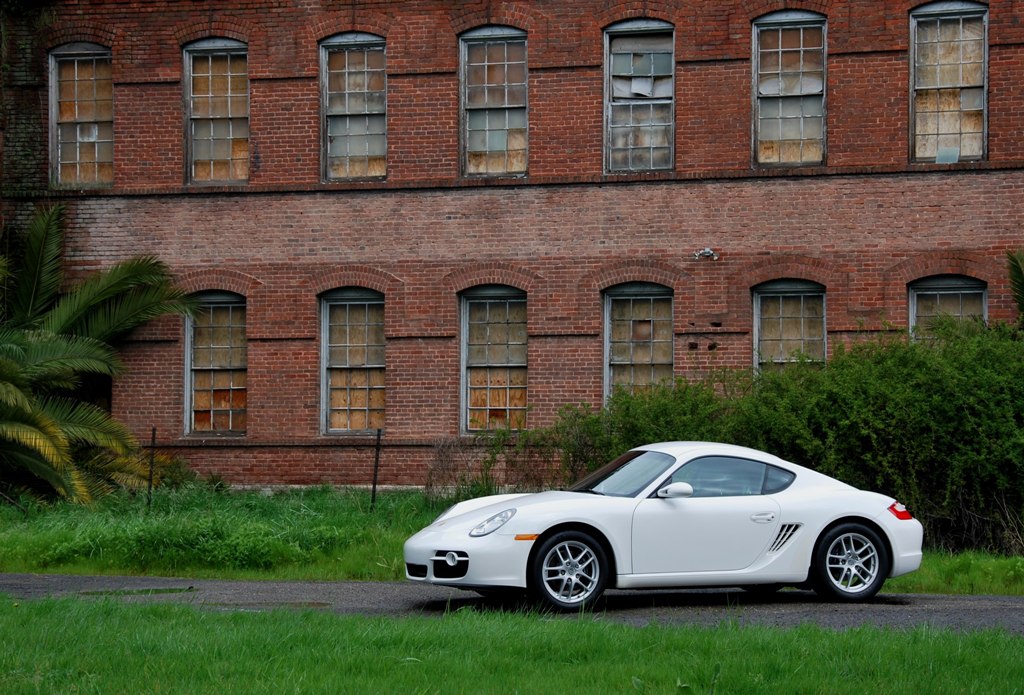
[465,294,527,430]
[463,35,527,176]
[54,52,114,185]
[324,297,386,432]
[324,42,387,180]
[756,291,825,368]
[607,30,673,172]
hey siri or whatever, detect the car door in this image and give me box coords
[631,456,782,574]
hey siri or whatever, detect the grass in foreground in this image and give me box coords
[1,596,1021,695]
[2,486,1023,595]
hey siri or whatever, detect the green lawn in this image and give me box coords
[1,597,1021,694]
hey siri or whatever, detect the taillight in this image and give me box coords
[888,501,913,520]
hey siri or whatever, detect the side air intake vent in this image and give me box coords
[768,524,801,553]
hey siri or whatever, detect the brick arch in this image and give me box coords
[596,1,681,28]
[307,12,393,44]
[44,23,117,51]
[443,263,541,294]
[449,3,537,36]
[726,255,844,323]
[176,268,262,296]
[743,1,836,22]
[173,18,258,47]
[311,265,403,297]
[572,259,693,333]
[883,251,999,307]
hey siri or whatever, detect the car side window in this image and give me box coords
[763,464,796,494]
[669,456,768,497]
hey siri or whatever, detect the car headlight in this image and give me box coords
[469,509,516,537]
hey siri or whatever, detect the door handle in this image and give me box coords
[750,512,776,524]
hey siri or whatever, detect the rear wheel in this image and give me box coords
[812,523,890,601]
[530,530,609,611]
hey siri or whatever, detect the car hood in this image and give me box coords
[434,490,596,527]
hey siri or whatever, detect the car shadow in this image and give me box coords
[415,588,912,615]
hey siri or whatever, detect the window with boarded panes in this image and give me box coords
[463,287,527,431]
[754,12,825,165]
[753,280,825,370]
[189,295,247,434]
[606,20,674,172]
[911,2,986,162]
[909,275,986,337]
[51,43,113,186]
[461,27,527,176]
[322,34,387,180]
[605,283,673,398]
[186,39,249,183]
[322,289,386,432]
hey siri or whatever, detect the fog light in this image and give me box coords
[445,551,459,567]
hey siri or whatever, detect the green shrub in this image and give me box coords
[536,322,1024,553]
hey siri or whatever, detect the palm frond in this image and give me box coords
[0,408,69,465]
[1007,250,1024,324]
[37,396,137,454]
[0,447,77,499]
[6,205,66,328]
[40,256,194,341]
[19,330,121,390]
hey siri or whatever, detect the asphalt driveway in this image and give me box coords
[3,572,1023,634]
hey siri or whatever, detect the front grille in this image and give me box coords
[431,550,469,579]
[406,563,428,578]
[768,523,801,553]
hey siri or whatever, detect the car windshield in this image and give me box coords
[569,450,677,498]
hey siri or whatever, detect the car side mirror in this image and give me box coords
[657,482,694,499]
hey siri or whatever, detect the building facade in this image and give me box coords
[1,0,1021,485]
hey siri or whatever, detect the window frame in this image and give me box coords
[909,1,988,163]
[751,10,827,167]
[184,291,247,437]
[49,42,114,188]
[603,282,674,401]
[665,456,796,498]
[908,274,987,335]
[320,287,386,435]
[752,279,827,370]
[460,284,528,433]
[320,32,387,181]
[459,25,529,178]
[183,37,249,185]
[604,18,675,174]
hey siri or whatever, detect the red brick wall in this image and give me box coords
[2,0,1023,485]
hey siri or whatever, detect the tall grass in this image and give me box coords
[0,486,441,580]
[1,597,1021,694]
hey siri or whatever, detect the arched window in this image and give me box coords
[605,19,674,172]
[908,274,986,336]
[184,38,249,183]
[752,279,826,369]
[461,285,527,431]
[321,33,387,180]
[186,291,247,435]
[49,42,113,186]
[604,282,674,398]
[753,11,826,166]
[321,287,386,433]
[460,26,528,177]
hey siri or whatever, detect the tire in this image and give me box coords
[529,530,609,611]
[811,523,890,602]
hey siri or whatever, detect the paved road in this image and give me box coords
[3,573,1023,634]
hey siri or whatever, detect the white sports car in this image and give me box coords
[404,442,923,610]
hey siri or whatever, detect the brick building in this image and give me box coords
[1,0,1021,485]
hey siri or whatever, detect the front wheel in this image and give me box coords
[530,530,609,611]
[811,523,890,602]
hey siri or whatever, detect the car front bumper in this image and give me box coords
[403,526,534,589]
